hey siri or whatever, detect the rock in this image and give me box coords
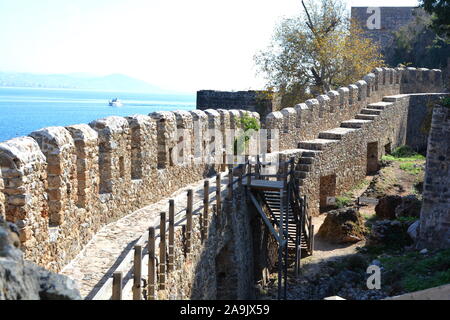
[367,220,412,248]
[407,220,420,241]
[395,195,422,218]
[0,220,81,300]
[317,207,368,243]
[375,195,402,220]
[420,248,428,254]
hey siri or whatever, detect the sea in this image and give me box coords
[0,87,196,142]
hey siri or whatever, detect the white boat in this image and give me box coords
[109,98,123,107]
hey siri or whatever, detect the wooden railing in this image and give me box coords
[91,163,245,300]
[90,155,310,300]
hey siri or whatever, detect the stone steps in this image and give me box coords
[298,139,339,150]
[299,157,315,164]
[367,102,393,110]
[355,114,378,120]
[318,127,357,140]
[291,95,393,187]
[295,171,308,179]
[297,164,311,172]
[360,108,383,115]
[340,119,372,129]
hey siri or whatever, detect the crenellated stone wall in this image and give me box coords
[0,65,446,279]
[0,108,255,272]
[265,67,443,151]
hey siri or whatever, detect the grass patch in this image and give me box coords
[335,196,353,208]
[382,146,425,162]
[396,216,418,223]
[379,249,450,294]
[399,162,423,175]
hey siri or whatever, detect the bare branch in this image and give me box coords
[301,0,316,35]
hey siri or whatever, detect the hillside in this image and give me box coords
[0,72,165,93]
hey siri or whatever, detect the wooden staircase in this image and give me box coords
[243,157,314,299]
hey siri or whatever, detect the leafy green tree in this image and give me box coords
[421,0,450,37]
[384,8,450,70]
[254,0,384,108]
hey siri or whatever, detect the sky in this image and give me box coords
[0,0,420,93]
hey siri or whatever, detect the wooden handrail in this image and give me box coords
[249,192,286,247]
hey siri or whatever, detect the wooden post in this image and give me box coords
[238,165,243,188]
[133,245,142,300]
[202,180,209,242]
[309,216,314,255]
[159,212,166,290]
[216,174,221,215]
[283,161,289,188]
[222,151,227,172]
[168,199,175,272]
[256,155,261,179]
[227,169,233,200]
[289,157,295,182]
[112,272,122,300]
[186,189,193,254]
[148,227,156,300]
[246,158,252,187]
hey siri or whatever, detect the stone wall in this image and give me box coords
[153,185,255,299]
[417,105,450,249]
[197,90,280,122]
[0,109,258,272]
[265,67,443,151]
[0,65,445,289]
[406,93,449,152]
[351,7,416,54]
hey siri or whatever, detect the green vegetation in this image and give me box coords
[380,249,450,293]
[342,179,371,198]
[399,162,423,175]
[239,112,261,132]
[335,196,352,208]
[382,146,425,162]
[421,0,450,38]
[381,146,425,175]
[254,0,384,108]
[440,96,450,109]
[385,7,449,71]
[397,216,419,223]
[234,112,260,156]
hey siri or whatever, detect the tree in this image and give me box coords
[384,8,450,70]
[421,0,450,37]
[254,0,384,108]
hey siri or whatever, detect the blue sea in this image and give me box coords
[0,87,196,142]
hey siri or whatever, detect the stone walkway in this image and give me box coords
[61,173,230,299]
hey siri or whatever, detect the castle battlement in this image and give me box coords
[0,66,446,273]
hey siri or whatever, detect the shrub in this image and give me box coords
[335,196,352,208]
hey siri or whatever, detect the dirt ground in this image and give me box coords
[261,157,426,300]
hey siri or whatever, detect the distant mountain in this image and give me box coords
[0,72,167,93]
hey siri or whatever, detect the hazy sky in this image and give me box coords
[0,0,419,93]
